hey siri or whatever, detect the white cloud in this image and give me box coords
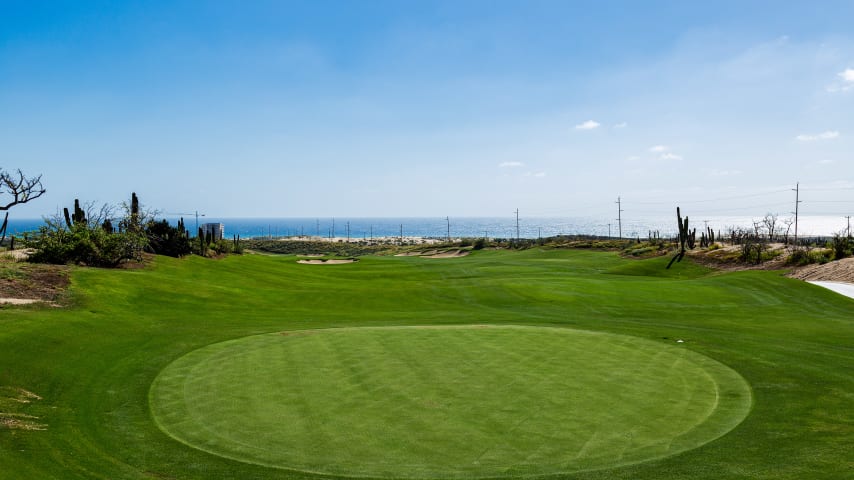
[499,161,525,168]
[524,171,546,177]
[827,68,854,92]
[818,159,835,165]
[575,120,600,130]
[626,155,641,161]
[796,131,839,141]
[614,122,628,128]
[660,153,683,161]
[649,145,669,153]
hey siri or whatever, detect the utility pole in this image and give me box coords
[346,221,350,242]
[332,218,335,239]
[370,225,373,243]
[538,227,541,239]
[792,183,802,245]
[615,197,624,239]
[316,219,320,237]
[515,208,520,240]
[608,223,611,238]
[846,215,851,238]
[446,216,451,242]
[400,224,403,244]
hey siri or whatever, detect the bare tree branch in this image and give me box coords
[0,169,46,211]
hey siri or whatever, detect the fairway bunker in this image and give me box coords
[150,325,751,478]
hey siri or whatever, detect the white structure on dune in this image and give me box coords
[201,223,224,241]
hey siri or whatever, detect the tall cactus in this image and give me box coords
[131,192,139,216]
[63,199,87,228]
[667,207,690,269]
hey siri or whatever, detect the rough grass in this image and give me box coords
[0,249,852,479]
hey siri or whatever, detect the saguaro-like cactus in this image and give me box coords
[667,207,690,269]
[63,199,87,228]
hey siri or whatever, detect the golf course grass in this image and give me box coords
[1,249,852,479]
[150,326,750,478]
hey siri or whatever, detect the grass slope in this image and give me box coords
[0,249,852,479]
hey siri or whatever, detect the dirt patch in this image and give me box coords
[297,258,359,265]
[0,387,47,431]
[686,243,790,272]
[0,262,70,306]
[788,257,854,283]
[0,248,35,261]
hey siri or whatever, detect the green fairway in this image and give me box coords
[150,326,750,478]
[1,249,852,479]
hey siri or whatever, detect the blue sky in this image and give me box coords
[2,1,853,220]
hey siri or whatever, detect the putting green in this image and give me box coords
[149,326,751,478]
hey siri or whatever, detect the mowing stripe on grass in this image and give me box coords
[150,325,751,478]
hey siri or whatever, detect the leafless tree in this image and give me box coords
[761,213,779,242]
[782,217,794,245]
[1,169,46,241]
[1,169,46,212]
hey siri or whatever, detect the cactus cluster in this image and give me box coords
[64,199,87,228]
[700,225,716,248]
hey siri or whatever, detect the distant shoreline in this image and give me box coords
[5,215,848,239]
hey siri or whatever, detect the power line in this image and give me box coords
[793,182,802,244]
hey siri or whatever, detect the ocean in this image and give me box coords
[5,215,849,240]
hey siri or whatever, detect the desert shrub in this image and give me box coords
[786,246,833,266]
[830,233,851,260]
[472,238,486,250]
[145,220,191,257]
[211,240,233,255]
[28,220,147,267]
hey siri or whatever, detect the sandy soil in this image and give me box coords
[0,262,69,306]
[788,257,854,283]
[1,248,35,261]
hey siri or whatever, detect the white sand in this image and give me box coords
[297,259,358,265]
[807,281,854,300]
[0,298,41,305]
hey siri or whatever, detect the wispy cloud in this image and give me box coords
[524,171,546,178]
[575,120,600,130]
[649,145,669,153]
[818,159,835,165]
[827,68,854,92]
[498,161,525,168]
[796,130,839,141]
[626,155,641,161]
[660,152,683,161]
[614,122,628,128]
